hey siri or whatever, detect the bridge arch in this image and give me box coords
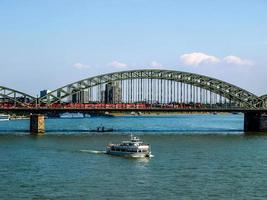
[39,69,261,108]
[260,94,267,99]
[260,94,267,108]
[0,86,36,107]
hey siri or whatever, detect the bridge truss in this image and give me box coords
[260,95,267,108]
[0,86,36,107]
[38,69,263,109]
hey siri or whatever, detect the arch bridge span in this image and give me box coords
[0,86,36,107]
[260,94,267,108]
[39,69,262,109]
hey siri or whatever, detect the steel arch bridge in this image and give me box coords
[38,69,263,109]
[260,94,267,108]
[0,86,36,107]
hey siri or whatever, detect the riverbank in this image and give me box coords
[9,115,29,120]
[109,111,242,117]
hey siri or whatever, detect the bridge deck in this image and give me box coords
[1,107,267,114]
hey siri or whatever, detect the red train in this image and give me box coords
[0,102,205,109]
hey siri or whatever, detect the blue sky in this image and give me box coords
[0,0,267,96]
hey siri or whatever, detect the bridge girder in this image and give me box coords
[0,86,36,107]
[39,69,262,109]
[259,94,267,108]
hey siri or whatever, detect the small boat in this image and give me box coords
[94,126,113,132]
[0,114,10,121]
[60,113,84,118]
[106,134,152,158]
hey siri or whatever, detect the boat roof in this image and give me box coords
[122,140,141,143]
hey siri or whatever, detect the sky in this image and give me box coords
[0,0,267,96]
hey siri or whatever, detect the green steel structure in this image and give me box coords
[0,86,36,107]
[38,69,263,109]
[260,94,267,108]
[1,69,265,109]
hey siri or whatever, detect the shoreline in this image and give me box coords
[4,112,242,120]
[109,112,242,117]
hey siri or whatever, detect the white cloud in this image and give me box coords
[73,62,90,70]
[180,52,220,66]
[107,60,128,69]
[149,61,164,68]
[179,52,254,67]
[223,55,254,66]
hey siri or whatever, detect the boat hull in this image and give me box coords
[106,150,151,158]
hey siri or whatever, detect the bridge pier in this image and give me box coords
[244,112,267,132]
[30,114,45,134]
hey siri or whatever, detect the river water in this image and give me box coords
[1,114,267,199]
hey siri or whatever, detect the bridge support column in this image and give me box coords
[30,114,45,134]
[244,112,267,133]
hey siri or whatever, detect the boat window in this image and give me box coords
[115,148,120,151]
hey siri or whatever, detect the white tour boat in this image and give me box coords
[0,114,10,121]
[106,135,152,158]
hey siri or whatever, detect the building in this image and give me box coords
[100,91,106,103]
[40,90,51,98]
[104,82,122,104]
[71,90,89,103]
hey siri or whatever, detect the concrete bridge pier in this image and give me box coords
[30,114,45,134]
[244,112,267,132]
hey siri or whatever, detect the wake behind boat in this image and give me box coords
[106,135,152,158]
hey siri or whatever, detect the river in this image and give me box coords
[1,114,267,199]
